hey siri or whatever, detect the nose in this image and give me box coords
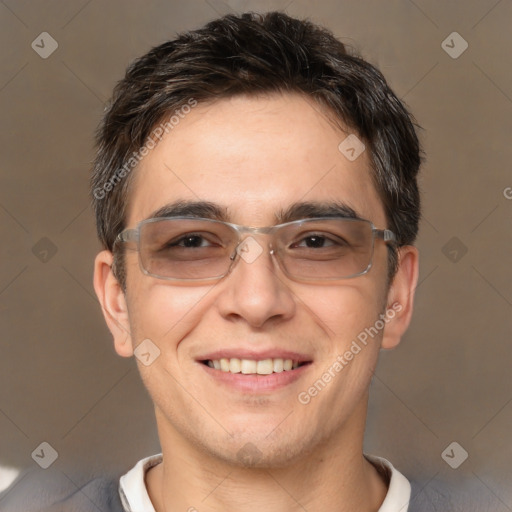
[215,236,296,328]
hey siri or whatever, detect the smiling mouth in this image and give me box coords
[201,358,311,375]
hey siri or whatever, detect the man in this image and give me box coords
[91,11,420,512]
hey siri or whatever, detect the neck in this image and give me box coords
[146,399,388,512]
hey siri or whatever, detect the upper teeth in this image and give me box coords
[207,358,300,374]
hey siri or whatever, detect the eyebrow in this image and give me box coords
[148,201,229,222]
[146,200,362,224]
[276,201,361,223]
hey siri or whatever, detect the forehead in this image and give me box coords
[127,93,385,227]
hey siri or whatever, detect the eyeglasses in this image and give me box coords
[114,216,396,283]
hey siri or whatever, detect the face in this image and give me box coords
[96,93,415,468]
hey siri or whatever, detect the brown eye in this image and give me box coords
[291,233,346,249]
[174,235,210,248]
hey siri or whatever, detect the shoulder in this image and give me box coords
[409,476,500,512]
[0,469,124,512]
[41,476,125,512]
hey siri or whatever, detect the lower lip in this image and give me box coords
[198,362,311,393]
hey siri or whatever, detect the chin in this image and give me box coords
[208,428,317,469]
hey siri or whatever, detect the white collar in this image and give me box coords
[119,453,410,512]
[364,454,411,512]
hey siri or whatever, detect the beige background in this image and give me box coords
[1,0,511,509]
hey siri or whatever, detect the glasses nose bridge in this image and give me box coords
[234,224,277,244]
[229,224,279,265]
[236,224,274,235]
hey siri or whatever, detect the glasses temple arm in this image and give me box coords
[375,229,397,244]
[115,229,139,245]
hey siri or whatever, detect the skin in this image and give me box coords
[94,93,419,512]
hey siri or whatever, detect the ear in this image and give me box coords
[93,250,134,358]
[381,245,419,350]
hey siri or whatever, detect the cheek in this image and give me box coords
[126,273,217,349]
[125,282,219,409]
[293,283,388,434]
[297,279,388,347]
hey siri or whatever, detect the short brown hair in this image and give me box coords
[91,11,421,288]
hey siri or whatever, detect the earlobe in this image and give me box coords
[381,246,419,350]
[93,250,134,358]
